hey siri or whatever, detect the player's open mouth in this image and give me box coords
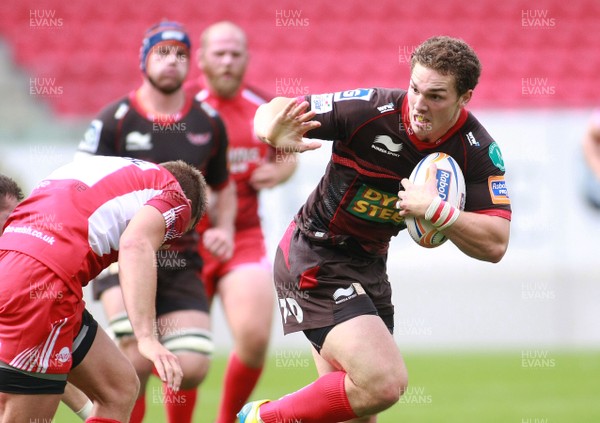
[413,115,430,128]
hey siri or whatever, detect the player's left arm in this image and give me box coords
[439,212,509,263]
[118,205,183,391]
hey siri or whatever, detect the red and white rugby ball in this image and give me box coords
[405,153,466,248]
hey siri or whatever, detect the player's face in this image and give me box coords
[146,43,189,94]
[0,195,19,231]
[199,31,248,98]
[407,63,472,143]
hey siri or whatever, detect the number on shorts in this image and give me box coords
[279,298,304,324]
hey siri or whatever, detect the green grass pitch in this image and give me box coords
[54,349,600,422]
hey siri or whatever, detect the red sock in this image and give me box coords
[260,371,357,423]
[85,418,122,423]
[129,396,146,423]
[164,386,198,423]
[216,352,264,423]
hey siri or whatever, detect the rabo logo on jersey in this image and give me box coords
[488,176,510,204]
[347,185,403,225]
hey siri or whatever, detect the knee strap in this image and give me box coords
[160,329,214,356]
[108,312,134,339]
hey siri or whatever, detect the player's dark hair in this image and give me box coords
[411,36,481,96]
[0,174,24,203]
[160,161,208,228]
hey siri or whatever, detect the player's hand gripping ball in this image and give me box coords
[405,153,466,248]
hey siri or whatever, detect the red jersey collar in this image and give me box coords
[401,95,468,150]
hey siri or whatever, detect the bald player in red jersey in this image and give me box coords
[185,21,297,423]
[0,156,207,423]
[240,36,512,423]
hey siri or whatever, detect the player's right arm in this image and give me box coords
[118,204,183,391]
[254,97,322,152]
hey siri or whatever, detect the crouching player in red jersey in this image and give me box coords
[0,156,207,423]
[239,36,512,423]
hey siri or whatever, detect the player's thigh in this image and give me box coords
[311,345,337,376]
[157,309,210,334]
[68,326,139,407]
[0,392,61,422]
[320,314,407,389]
[218,266,275,337]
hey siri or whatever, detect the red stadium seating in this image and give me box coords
[1,0,598,116]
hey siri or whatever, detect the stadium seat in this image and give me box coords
[2,0,599,116]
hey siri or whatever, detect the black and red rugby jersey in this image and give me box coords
[77,91,229,190]
[296,88,511,256]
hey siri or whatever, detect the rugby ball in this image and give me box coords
[405,153,466,248]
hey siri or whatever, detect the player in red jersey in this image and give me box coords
[75,21,236,423]
[0,156,207,423]
[239,36,512,423]
[184,21,297,423]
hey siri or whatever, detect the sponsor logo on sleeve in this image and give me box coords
[377,102,395,113]
[333,89,373,102]
[488,142,505,171]
[310,93,333,114]
[488,175,510,204]
[466,131,480,147]
[78,119,103,153]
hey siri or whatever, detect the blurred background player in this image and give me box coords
[184,21,297,423]
[0,156,207,423]
[241,36,512,423]
[0,174,23,231]
[582,108,600,209]
[75,21,236,423]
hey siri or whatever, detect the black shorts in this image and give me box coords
[274,222,394,337]
[0,309,98,395]
[92,250,209,316]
